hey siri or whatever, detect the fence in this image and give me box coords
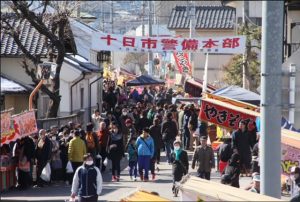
[36,110,85,129]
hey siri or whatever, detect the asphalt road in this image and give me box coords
[1,152,290,202]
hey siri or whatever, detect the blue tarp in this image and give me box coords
[126,75,165,86]
[212,85,260,106]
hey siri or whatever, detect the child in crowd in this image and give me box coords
[127,137,138,181]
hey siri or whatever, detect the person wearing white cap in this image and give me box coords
[249,174,260,193]
[290,166,300,199]
[170,140,189,196]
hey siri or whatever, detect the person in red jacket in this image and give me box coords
[97,122,109,172]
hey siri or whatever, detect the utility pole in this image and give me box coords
[242,1,249,89]
[189,1,195,78]
[260,1,284,198]
[111,1,114,33]
[148,0,153,76]
[142,1,145,37]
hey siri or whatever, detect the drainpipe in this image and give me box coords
[289,63,296,125]
[89,75,103,122]
[70,73,85,114]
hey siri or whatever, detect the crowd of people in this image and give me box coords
[1,81,299,201]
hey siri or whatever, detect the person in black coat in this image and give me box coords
[107,122,124,182]
[161,112,178,164]
[218,137,233,174]
[221,152,241,188]
[170,140,189,196]
[231,120,252,177]
[35,129,52,187]
[149,118,163,164]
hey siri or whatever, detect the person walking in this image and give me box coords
[127,137,138,181]
[59,128,72,185]
[231,121,252,177]
[170,140,189,197]
[218,137,233,174]
[177,104,186,142]
[97,122,109,172]
[191,136,215,180]
[182,106,192,150]
[221,153,241,188]
[91,109,101,132]
[35,129,52,187]
[161,112,178,164]
[136,127,155,182]
[125,119,137,143]
[107,122,124,182]
[68,130,87,184]
[50,133,62,183]
[149,118,162,164]
[71,153,102,202]
[85,123,100,159]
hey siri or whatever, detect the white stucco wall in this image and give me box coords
[1,57,34,85]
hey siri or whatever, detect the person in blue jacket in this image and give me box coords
[136,127,154,182]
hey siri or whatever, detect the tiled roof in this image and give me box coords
[1,74,34,94]
[64,54,102,73]
[1,14,48,56]
[168,6,236,30]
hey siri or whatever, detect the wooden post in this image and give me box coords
[29,80,44,110]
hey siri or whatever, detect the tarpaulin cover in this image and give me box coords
[126,75,165,86]
[212,85,260,106]
[120,189,170,202]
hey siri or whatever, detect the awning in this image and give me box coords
[1,75,33,94]
[120,189,170,202]
[184,79,216,97]
[212,85,260,106]
[179,175,283,201]
[126,75,165,86]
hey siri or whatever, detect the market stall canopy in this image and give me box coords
[126,75,165,86]
[184,79,216,97]
[178,175,283,201]
[120,189,170,202]
[212,85,260,106]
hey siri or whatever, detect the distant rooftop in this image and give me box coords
[168,6,236,30]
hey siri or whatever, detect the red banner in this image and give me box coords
[200,99,257,130]
[173,52,191,74]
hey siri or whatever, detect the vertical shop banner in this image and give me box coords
[199,99,257,130]
[173,52,191,74]
[0,111,14,137]
[13,111,38,137]
[281,143,300,175]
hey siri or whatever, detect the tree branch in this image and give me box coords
[11,0,59,44]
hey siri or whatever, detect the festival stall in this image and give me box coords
[126,75,165,87]
[178,175,283,201]
[0,109,38,192]
[184,79,216,97]
[120,189,171,202]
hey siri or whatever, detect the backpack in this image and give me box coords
[86,133,96,150]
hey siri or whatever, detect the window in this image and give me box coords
[0,95,5,111]
[80,88,84,109]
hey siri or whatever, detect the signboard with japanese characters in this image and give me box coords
[173,52,191,74]
[199,99,257,130]
[92,32,246,54]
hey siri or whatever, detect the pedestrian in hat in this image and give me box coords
[290,166,300,198]
[170,140,189,196]
[249,174,260,193]
[191,136,215,180]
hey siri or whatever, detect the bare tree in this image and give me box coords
[1,0,78,118]
[123,53,148,74]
